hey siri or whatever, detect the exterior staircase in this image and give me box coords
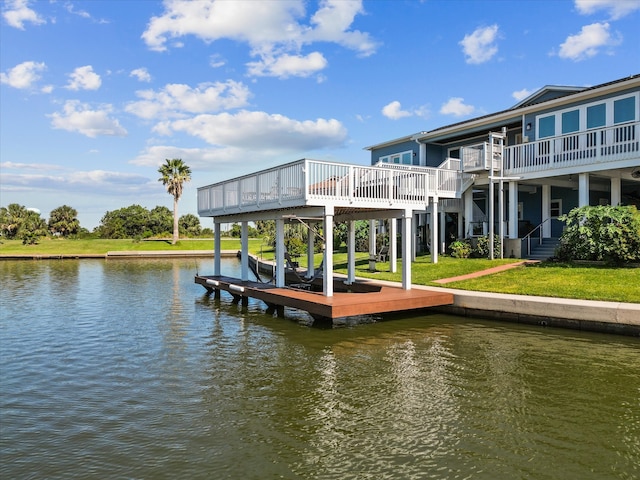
[527,237,560,261]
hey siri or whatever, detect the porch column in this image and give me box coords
[579,173,590,207]
[431,197,439,264]
[390,217,397,273]
[214,221,221,276]
[464,189,473,238]
[440,211,446,254]
[611,177,621,206]
[509,181,518,239]
[419,142,427,166]
[240,221,249,281]
[347,220,355,285]
[275,218,285,288]
[323,206,334,297]
[457,211,464,239]
[542,184,551,238]
[369,219,376,257]
[402,209,412,290]
[306,223,315,280]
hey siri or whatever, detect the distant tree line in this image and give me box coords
[0,203,212,245]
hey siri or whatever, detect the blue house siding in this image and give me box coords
[369,140,418,165]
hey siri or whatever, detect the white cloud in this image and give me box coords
[1,161,63,171]
[141,0,378,78]
[512,88,534,101]
[247,51,328,78]
[305,0,378,57]
[381,101,430,120]
[125,81,251,120]
[460,24,500,64]
[66,65,102,90]
[130,67,152,82]
[440,97,475,117]
[209,54,226,68]
[157,110,348,153]
[558,22,622,61]
[382,101,411,120]
[575,0,640,20]
[0,60,46,89]
[2,0,45,29]
[49,100,128,138]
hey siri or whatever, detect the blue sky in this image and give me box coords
[1,0,639,230]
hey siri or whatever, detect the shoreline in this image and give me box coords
[2,250,638,336]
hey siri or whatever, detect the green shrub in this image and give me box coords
[449,240,472,258]
[556,205,640,265]
[473,234,501,259]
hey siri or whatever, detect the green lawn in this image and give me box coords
[0,237,263,254]
[1,238,638,303]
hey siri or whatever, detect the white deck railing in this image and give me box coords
[198,159,467,217]
[505,122,639,175]
[460,122,639,176]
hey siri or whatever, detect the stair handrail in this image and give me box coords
[522,218,552,257]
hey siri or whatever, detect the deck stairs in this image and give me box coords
[527,237,560,261]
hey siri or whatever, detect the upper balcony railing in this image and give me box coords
[505,121,639,175]
[198,158,467,217]
[460,122,639,177]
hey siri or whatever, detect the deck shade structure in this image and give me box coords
[198,158,470,296]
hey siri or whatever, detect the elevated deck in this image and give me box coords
[195,275,453,320]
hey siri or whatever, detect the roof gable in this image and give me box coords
[511,85,586,109]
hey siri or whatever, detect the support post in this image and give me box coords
[611,177,621,206]
[542,184,551,238]
[579,173,590,207]
[347,220,355,285]
[214,221,222,276]
[390,217,397,273]
[306,223,315,280]
[324,207,334,297]
[275,218,285,288]
[431,197,439,264]
[509,181,518,239]
[402,209,412,290]
[241,221,249,281]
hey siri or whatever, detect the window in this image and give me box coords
[562,109,579,134]
[379,150,414,165]
[538,115,555,138]
[614,96,636,124]
[587,103,606,129]
[550,199,562,218]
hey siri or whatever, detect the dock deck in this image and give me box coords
[195,275,454,320]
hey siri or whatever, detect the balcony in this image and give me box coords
[460,122,639,177]
[505,122,639,176]
[198,158,468,218]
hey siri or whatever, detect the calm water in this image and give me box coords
[1,258,639,480]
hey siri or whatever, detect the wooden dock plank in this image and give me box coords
[195,275,453,319]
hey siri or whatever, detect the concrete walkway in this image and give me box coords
[432,260,537,284]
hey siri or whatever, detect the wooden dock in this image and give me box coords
[195,275,454,320]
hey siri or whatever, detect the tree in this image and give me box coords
[158,158,192,245]
[179,213,201,237]
[96,205,151,239]
[0,203,27,239]
[20,210,47,245]
[48,205,80,237]
[149,206,173,236]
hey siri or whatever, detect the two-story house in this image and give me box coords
[365,74,640,259]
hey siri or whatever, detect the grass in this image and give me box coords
[1,238,638,303]
[0,237,264,254]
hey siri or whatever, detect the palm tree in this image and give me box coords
[158,158,192,245]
